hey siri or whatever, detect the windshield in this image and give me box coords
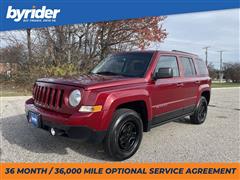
[92,52,153,77]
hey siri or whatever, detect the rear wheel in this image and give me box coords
[190,96,208,124]
[104,108,143,161]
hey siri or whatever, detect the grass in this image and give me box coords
[212,82,240,88]
[0,83,31,97]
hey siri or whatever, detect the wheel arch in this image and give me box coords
[198,84,211,105]
[201,90,210,105]
[100,90,152,131]
[116,100,149,132]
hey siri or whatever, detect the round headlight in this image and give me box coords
[69,89,81,107]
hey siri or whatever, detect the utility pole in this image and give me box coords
[217,50,225,83]
[203,46,210,65]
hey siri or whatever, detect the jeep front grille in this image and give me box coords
[33,84,64,110]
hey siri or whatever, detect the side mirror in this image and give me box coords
[154,67,173,79]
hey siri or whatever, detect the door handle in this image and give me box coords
[176,83,184,87]
[195,80,200,84]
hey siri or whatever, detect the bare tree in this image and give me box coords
[223,63,240,83]
[26,28,32,65]
[0,16,168,85]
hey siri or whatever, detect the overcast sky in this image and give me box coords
[150,8,240,69]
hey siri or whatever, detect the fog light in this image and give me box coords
[50,128,56,136]
[79,105,102,112]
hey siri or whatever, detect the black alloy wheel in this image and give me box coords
[118,121,139,152]
[190,96,208,124]
[104,108,143,161]
[198,100,207,121]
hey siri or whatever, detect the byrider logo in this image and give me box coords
[6,6,61,22]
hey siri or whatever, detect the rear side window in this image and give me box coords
[196,59,208,75]
[179,57,196,77]
[155,56,179,77]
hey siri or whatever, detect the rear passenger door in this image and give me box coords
[179,57,198,113]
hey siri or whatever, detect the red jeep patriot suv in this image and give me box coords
[25,50,211,160]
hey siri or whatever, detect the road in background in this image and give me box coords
[1,88,239,162]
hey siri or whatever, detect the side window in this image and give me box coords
[179,57,196,77]
[196,59,208,75]
[155,56,179,77]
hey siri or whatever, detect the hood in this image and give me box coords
[37,74,146,90]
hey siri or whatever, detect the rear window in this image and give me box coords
[195,59,208,75]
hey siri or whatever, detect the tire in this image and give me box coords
[190,96,208,124]
[104,108,143,161]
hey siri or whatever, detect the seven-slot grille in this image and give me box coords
[33,83,64,110]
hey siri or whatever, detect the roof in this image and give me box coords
[114,50,199,58]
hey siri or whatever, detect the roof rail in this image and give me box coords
[172,50,197,56]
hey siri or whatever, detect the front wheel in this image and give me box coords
[104,108,143,161]
[190,96,208,124]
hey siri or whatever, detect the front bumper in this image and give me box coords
[25,98,106,143]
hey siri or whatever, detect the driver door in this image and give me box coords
[150,55,185,125]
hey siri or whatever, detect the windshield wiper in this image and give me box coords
[95,71,121,76]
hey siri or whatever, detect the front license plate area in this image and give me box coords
[28,112,41,128]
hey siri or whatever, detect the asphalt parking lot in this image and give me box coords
[1,88,239,162]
